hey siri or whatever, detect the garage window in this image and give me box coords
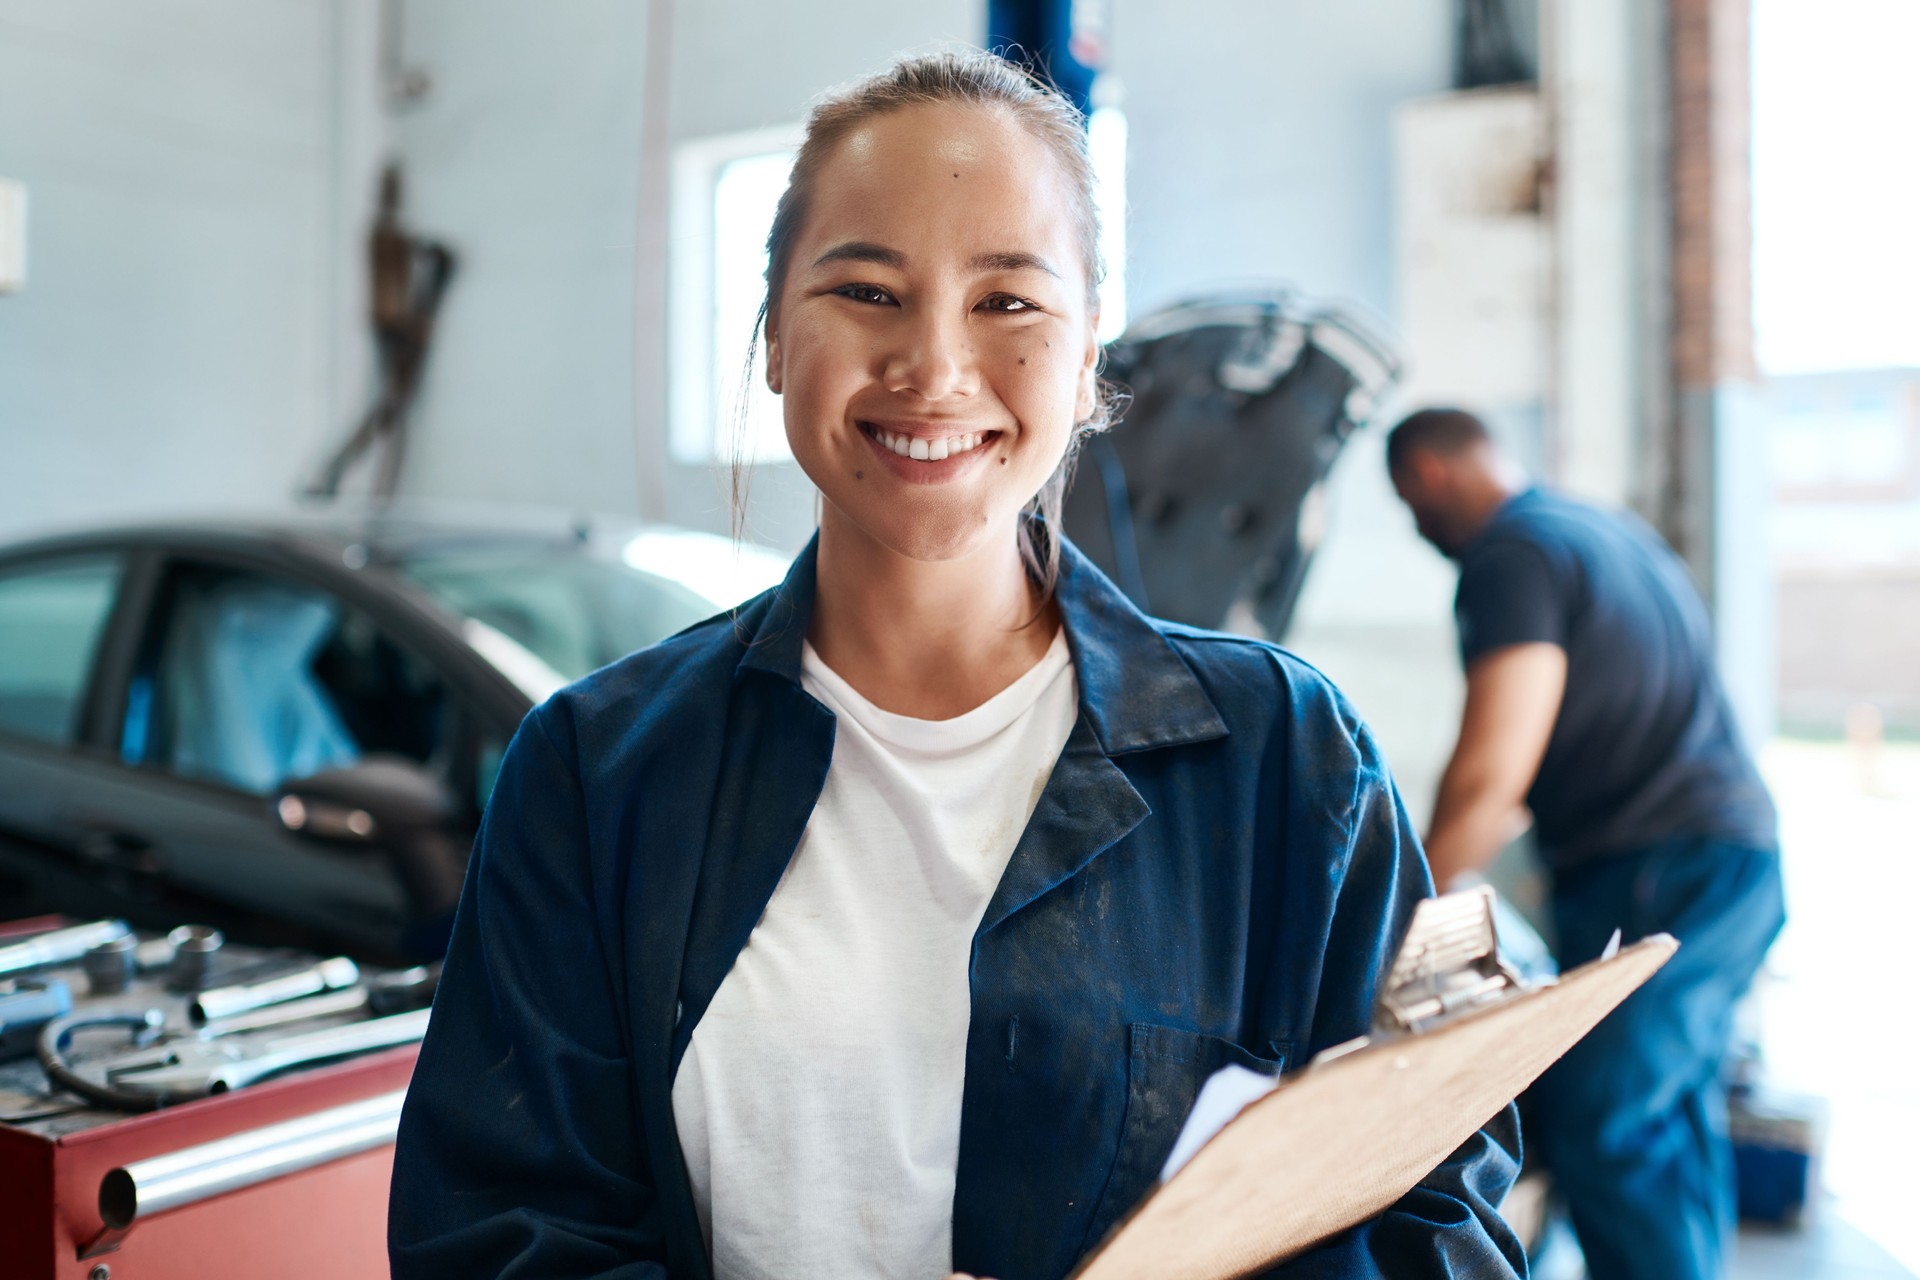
[0,554,124,745]
[669,126,803,466]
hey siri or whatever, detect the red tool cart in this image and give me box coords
[0,917,428,1279]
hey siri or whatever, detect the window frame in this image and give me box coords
[0,545,142,755]
[114,545,515,819]
[667,123,805,466]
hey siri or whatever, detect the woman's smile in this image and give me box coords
[857,420,1004,483]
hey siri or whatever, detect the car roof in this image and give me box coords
[0,502,796,607]
[1,502,757,561]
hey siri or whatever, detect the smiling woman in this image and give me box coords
[744,54,1122,599]
[389,51,1526,1280]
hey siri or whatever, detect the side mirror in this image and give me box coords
[273,757,459,847]
[274,757,470,950]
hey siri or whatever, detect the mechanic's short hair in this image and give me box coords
[1385,407,1491,477]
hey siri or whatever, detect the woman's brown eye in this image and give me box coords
[836,285,891,304]
[982,294,1033,313]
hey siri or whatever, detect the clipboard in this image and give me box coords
[1072,887,1677,1280]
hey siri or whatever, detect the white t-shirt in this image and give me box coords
[670,628,1078,1280]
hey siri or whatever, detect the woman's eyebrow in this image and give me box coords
[809,242,1060,279]
[812,241,906,269]
[969,250,1060,278]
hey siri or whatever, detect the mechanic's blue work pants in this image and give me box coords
[1530,837,1785,1280]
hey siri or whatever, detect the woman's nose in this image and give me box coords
[883,305,978,402]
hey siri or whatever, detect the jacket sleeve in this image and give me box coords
[389,706,670,1278]
[1268,713,1527,1279]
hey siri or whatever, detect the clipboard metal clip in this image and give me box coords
[1373,886,1533,1037]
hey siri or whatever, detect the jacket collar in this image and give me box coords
[735,531,1228,755]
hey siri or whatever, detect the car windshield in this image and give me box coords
[399,546,721,690]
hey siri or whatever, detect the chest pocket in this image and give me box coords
[1078,1021,1290,1256]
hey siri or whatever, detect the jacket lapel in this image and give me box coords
[977,717,1150,935]
[674,540,833,1067]
[956,539,1231,1273]
[978,540,1228,936]
[673,678,834,1068]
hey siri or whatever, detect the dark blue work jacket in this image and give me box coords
[389,537,1525,1280]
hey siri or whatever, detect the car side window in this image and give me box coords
[127,565,457,798]
[0,554,125,745]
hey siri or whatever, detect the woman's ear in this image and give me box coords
[1073,311,1101,422]
[764,322,784,395]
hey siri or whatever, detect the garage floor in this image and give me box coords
[1734,1212,1916,1279]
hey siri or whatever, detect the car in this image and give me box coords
[0,507,791,962]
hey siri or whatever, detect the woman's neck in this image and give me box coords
[807,515,1061,720]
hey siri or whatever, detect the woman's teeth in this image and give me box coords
[865,425,990,462]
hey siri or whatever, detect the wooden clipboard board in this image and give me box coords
[1073,893,1677,1280]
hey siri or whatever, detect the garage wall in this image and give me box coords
[1109,0,1464,811]
[386,0,658,522]
[0,0,367,540]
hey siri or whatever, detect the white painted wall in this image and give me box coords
[388,0,657,521]
[0,0,354,540]
[1113,0,1451,326]
[1107,0,1464,812]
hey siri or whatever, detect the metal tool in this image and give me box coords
[195,962,438,1037]
[1373,886,1531,1036]
[37,1008,170,1110]
[197,986,374,1038]
[164,925,224,993]
[83,935,138,995]
[96,1008,431,1102]
[366,961,439,1014]
[0,920,131,979]
[190,957,360,1025]
[1,978,73,1061]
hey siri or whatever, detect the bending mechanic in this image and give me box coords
[1388,407,1785,1280]
[389,54,1525,1280]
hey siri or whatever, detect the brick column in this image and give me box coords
[1662,0,1754,572]
[1665,0,1774,737]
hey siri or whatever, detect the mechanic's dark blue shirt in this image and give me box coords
[1454,488,1777,870]
[390,536,1524,1280]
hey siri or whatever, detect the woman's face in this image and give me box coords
[767,102,1099,564]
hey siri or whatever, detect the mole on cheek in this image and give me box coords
[1019,357,1027,366]
[855,470,864,480]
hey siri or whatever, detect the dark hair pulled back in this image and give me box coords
[731,50,1125,594]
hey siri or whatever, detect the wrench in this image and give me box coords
[190,957,361,1024]
[101,1008,431,1099]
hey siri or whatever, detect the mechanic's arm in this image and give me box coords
[388,708,668,1278]
[1422,642,1566,889]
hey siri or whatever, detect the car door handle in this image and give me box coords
[73,824,165,875]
